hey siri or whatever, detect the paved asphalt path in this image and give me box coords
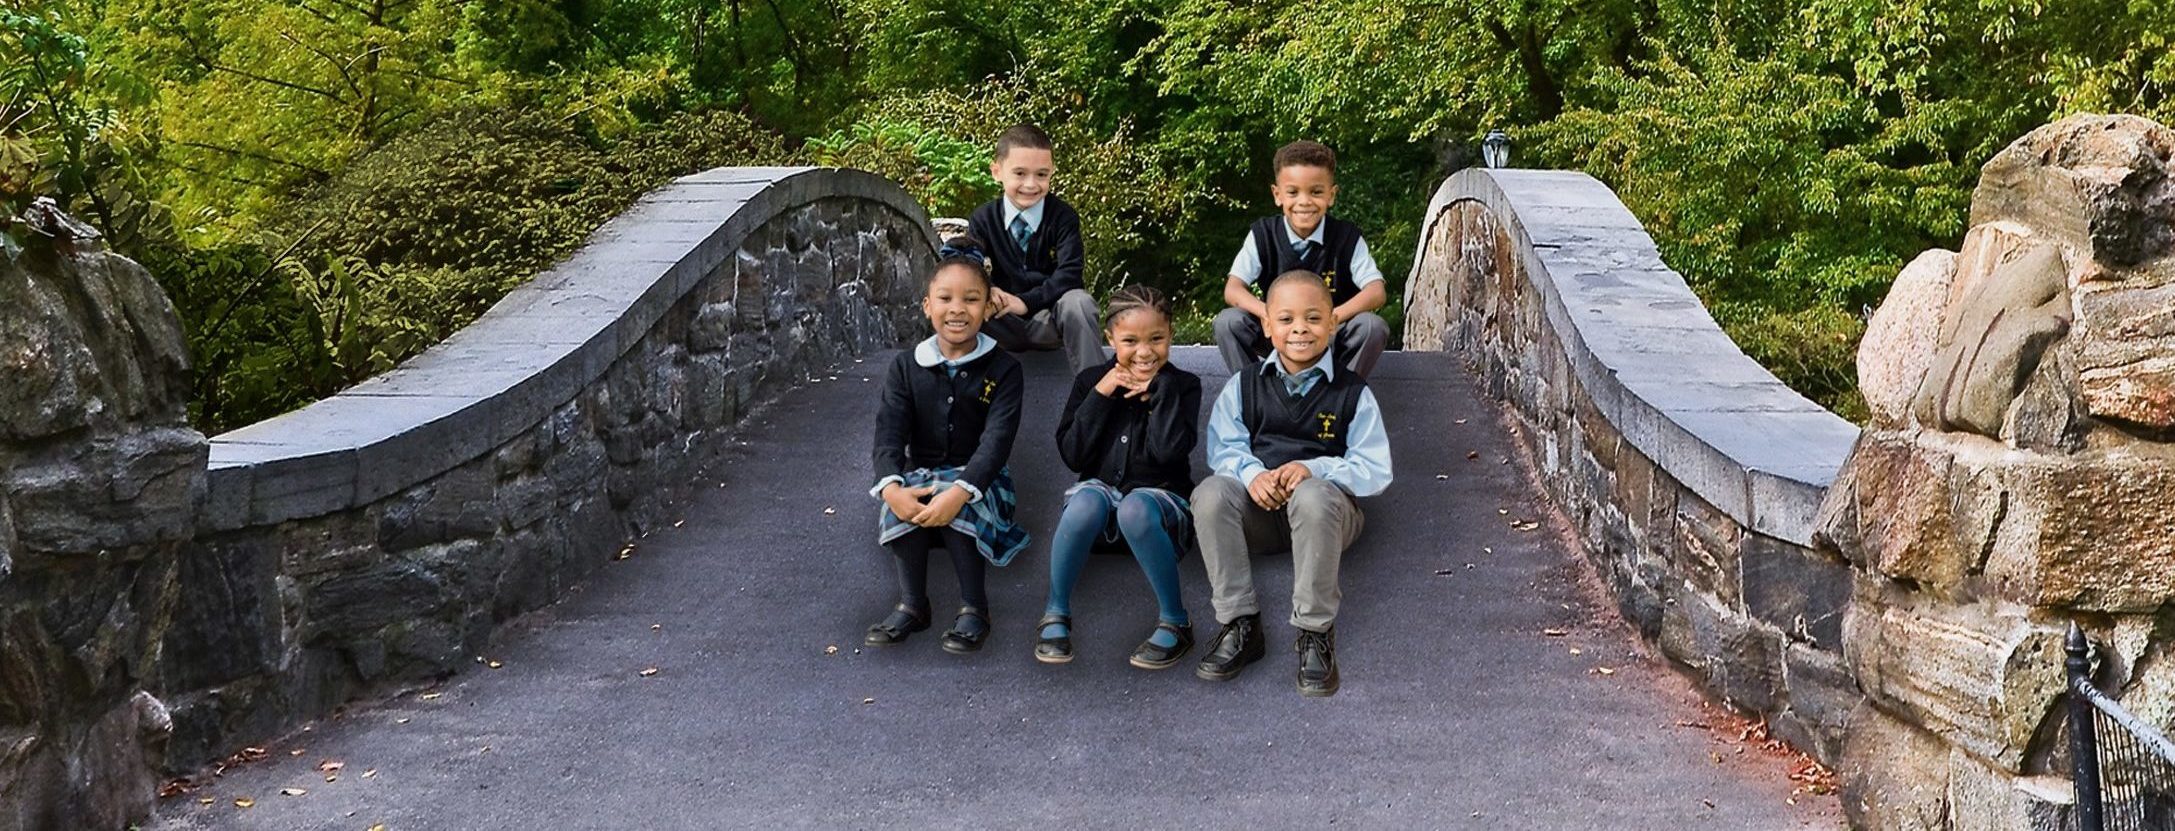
[151,348,1842,830]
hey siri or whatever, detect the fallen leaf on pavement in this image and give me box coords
[1466,451,1479,459]
[197,797,213,805]
[1433,569,1454,576]
[280,788,307,796]
[824,645,839,655]
[235,798,255,808]
[317,761,344,773]
[862,697,875,705]
[823,507,837,515]
[639,667,660,677]
[419,692,441,701]
[1594,667,1617,675]
[363,769,378,778]
[1542,628,1569,637]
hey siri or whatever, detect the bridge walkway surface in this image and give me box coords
[150,348,1842,830]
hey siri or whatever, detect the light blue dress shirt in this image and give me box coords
[1204,355,1393,498]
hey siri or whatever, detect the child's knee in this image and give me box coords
[1061,487,1116,523]
[1114,493,1165,537]
[1212,306,1255,338]
[1344,312,1389,345]
[1192,475,1246,513]
[1288,479,1346,514]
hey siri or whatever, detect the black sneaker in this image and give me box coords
[1129,622,1196,670]
[1194,614,1264,680]
[1296,627,1339,697]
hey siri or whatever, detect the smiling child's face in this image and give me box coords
[1265,277,1334,371]
[1106,308,1172,380]
[922,264,991,355]
[990,147,1055,211]
[1272,163,1338,239]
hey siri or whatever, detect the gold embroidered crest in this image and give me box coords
[1316,411,1339,440]
[1320,270,1336,288]
[980,378,997,403]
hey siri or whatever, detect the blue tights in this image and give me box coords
[1043,488,1190,646]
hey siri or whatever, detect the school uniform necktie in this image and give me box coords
[1011,216,1032,251]
[1293,239,1322,268]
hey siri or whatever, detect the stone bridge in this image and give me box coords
[8,115,2173,830]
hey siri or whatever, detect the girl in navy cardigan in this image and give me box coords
[866,237,1027,654]
[1037,285,1203,668]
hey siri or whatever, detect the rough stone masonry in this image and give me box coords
[1823,114,2175,830]
[0,199,207,831]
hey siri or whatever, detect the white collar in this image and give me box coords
[1002,198,1046,230]
[914,333,997,367]
[1280,219,1327,247]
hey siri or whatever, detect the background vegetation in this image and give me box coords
[6,0,2172,430]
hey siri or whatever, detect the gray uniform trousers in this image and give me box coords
[1191,475,1365,633]
[1212,307,1390,380]
[984,288,1106,375]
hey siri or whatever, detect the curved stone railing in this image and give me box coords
[156,167,935,770]
[1403,168,1861,762]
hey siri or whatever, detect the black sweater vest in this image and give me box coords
[1240,364,1367,470]
[1249,216,1363,305]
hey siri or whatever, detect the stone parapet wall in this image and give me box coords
[1401,170,1863,763]
[152,168,934,770]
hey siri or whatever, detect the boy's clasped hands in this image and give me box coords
[1245,462,1313,511]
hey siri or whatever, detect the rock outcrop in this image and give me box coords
[1823,114,2175,829]
[0,199,206,830]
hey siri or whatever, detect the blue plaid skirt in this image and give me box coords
[876,467,1030,566]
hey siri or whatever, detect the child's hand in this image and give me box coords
[1273,462,1313,493]
[1095,365,1131,397]
[912,485,972,527]
[1116,367,1154,399]
[882,483,934,521]
[989,287,1028,318]
[1247,472,1288,511]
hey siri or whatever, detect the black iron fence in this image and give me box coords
[2070,623,2175,831]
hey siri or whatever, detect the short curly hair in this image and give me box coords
[1272,140,1337,175]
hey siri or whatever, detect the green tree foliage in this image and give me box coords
[11,0,2171,431]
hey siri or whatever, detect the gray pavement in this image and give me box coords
[150,348,1842,830]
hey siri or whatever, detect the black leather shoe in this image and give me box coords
[1034,614,1073,664]
[941,606,991,654]
[864,603,930,646]
[1194,614,1264,680]
[1296,627,1339,697]
[1128,622,1195,670]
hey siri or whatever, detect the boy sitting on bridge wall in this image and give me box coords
[967,123,1104,375]
[1212,140,1391,380]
